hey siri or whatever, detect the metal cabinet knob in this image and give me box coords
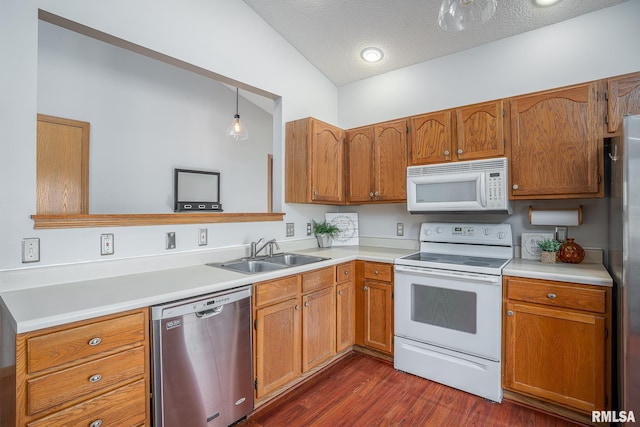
[512,184,519,190]
[444,150,450,156]
[338,290,343,296]
[89,374,102,383]
[295,305,300,310]
[374,270,379,275]
[344,270,350,275]
[369,192,374,197]
[457,149,463,154]
[304,301,310,307]
[313,190,318,196]
[507,310,514,316]
[374,191,379,196]
[88,337,102,346]
[547,293,557,299]
[90,420,103,427]
[364,286,369,291]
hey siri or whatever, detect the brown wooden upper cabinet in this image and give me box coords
[285,117,345,204]
[606,71,640,135]
[36,114,90,214]
[346,119,407,204]
[409,100,505,165]
[509,82,603,199]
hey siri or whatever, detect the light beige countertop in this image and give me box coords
[0,246,414,334]
[504,258,613,287]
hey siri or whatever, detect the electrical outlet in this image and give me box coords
[101,233,114,255]
[397,223,404,237]
[286,223,295,237]
[307,223,312,236]
[198,228,208,246]
[166,232,176,249]
[555,226,568,242]
[21,238,40,263]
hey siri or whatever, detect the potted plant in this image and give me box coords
[537,238,561,264]
[313,219,340,248]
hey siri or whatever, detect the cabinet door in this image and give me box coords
[607,72,640,134]
[302,287,336,372]
[456,100,505,161]
[504,301,606,413]
[363,281,393,354]
[336,281,355,353]
[254,298,301,398]
[409,110,453,165]
[36,114,90,215]
[311,120,345,203]
[374,119,407,202]
[346,126,375,203]
[510,82,603,199]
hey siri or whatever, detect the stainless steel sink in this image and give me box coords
[207,259,289,274]
[267,253,330,266]
[207,252,329,274]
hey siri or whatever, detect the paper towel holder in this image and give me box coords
[528,206,582,226]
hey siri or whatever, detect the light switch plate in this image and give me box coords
[166,232,176,249]
[198,228,208,246]
[286,223,295,237]
[22,238,40,263]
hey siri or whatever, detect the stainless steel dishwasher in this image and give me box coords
[151,285,253,427]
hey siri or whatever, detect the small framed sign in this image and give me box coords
[521,232,554,260]
[174,169,223,212]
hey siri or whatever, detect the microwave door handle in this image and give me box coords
[479,175,487,207]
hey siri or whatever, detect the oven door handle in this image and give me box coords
[394,265,501,284]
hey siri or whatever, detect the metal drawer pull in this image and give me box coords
[90,420,103,427]
[89,374,102,383]
[547,293,557,299]
[88,337,102,346]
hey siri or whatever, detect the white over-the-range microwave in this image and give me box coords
[406,157,512,214]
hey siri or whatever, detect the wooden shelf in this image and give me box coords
[31,212,286,229]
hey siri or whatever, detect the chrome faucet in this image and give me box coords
[250,238,280,258]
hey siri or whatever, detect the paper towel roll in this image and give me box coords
[528,206,582,226]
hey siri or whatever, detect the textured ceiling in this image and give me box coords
[242,0,629,86]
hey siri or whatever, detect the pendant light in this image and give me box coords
[438,0,497,32]
[226,87,249,141]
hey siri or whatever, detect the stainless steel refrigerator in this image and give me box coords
[608,114,640,415]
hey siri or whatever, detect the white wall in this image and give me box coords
[0,0,338,279]
[38,21,273,214]
[336,0,640,256]
[338,1,640,128]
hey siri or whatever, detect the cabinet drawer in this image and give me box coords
[364,262,392,282]
[28,346,145,415]
[302,267,335,294]
[336,262,354,283]
[506,278,606,313]
[28,378,147,427]
[27,311,146,374]
[254,275,299,307]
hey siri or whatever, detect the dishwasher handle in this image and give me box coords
[196,306,224,319]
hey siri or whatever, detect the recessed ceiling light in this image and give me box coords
[360,47,383,63]
[534,0,563,6]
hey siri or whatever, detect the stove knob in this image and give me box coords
[483,228,492,236]
[497,231,506,239]
[436,227,444,234]
[425,229,433,236]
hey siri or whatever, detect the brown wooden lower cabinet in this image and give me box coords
[355,261,394,356]
[502,275,611,423]
[14,308,150,426]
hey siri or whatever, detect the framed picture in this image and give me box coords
[325,213,359,246]
[521,232,554,260]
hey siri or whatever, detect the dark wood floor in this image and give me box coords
[239,352,582,427]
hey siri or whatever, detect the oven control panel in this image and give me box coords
[421,223,512,246]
